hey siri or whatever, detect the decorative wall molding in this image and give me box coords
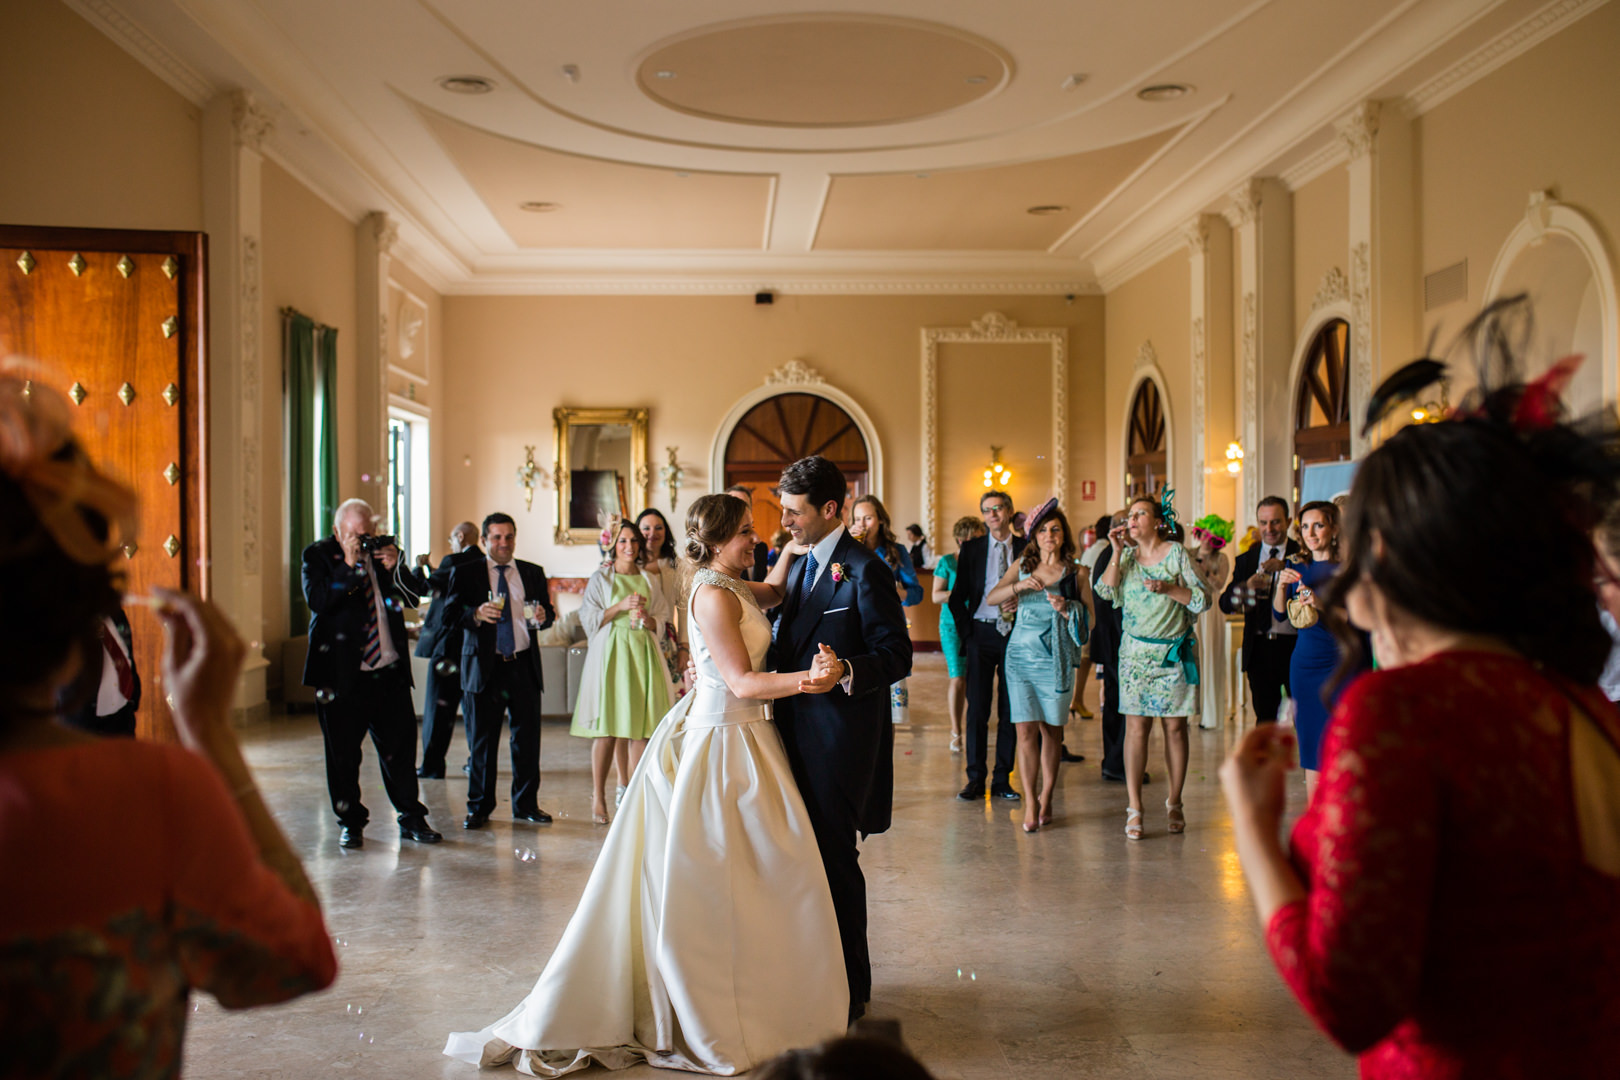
[1135,339,1159,372]
[1311,266,1349,312]
[240,233,261,574]
[1183,217,1211,256]
[1280,139,1350,191]
[1336,101,1381,162]
[62,0,216,106]
[1404,0,1609,116]
[764,358,825,386]
[708,373,885,510]
[1349,242,1373,452]
[1227,180,1265,228]
[230,91,274,151]
[1191,316,1208,515]
[920,314,1068,542]
[240,237,260,403]
[1241,292,1258,513]
[1095,231,1186,294]
[447,277,1103,297]
[368,211,400,257]
[241,435,260,573]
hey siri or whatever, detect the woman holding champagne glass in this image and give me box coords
[569,522,674,823]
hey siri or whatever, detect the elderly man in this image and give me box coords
[414,521,483,779]
[301,498,442,849]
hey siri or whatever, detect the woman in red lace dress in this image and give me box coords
[0,375,337,1078]
[1222,299,1620,1078]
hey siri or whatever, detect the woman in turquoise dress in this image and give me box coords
[986,500,1088,832]
[931,515,986,753]
[570,523,673,824]
[1095,494,1210,841]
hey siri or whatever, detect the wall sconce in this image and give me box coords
[516,444,544,512]
[982,446,1012,488]
[1224,440,1245,475]
[659,446,685,511]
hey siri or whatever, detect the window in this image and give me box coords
[1125,379,1167,501]
[386,408,431,559]
[1293,319,1351,505]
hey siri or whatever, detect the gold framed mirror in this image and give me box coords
[553,407,650,544]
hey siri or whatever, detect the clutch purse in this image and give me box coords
[1286,588,1319,629]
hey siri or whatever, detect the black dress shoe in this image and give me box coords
[462,813,490,830]
[992,787,1023,801]
[1101,770,1126,783]
[514,808,553,824]
[339,826,364,849]
[416,767,445,779]
[1061,749,1085,763]
[847,1000,867,1027]
[956,784,985,801]
[399,818,443,843]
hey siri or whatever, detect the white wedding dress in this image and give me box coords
[445,569,848,1075]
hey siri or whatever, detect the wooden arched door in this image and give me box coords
[1125,379,1167,501]
[724,392,869,545]
[1293,319,1351,504]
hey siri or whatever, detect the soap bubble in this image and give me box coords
[434,660,458,676]
[316,688,337,704]
[515,848,538,863]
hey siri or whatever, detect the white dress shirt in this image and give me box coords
[804,525,846,592]
[487,556,532,654]
[359,558,400,671]
[972,533,1015,622]
[1258,542,1297,636]
[94,616,132,716]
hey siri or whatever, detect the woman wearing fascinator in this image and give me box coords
[984,498,1089,832]
[1095,488,1212,839]
[1222,296,1620,1076]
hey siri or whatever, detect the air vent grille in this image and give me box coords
[1424,260,1467,311]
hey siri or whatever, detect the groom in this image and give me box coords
[770,455,912,1024]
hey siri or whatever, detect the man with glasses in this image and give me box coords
[947,491,1026,801]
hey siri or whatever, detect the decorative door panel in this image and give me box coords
[724,392,871,516]
[0,227,208,743]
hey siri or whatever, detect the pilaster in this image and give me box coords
[356,212,396,513]
[1226,178,1293,527]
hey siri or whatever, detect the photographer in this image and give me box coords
[300,498,442,849]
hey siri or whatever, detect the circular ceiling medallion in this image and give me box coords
[636,16,1012,128]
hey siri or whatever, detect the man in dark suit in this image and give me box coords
[770,455,912,1024]
[1090,514,1129,781]
[446,512,555,829]
[1219,495,1300,723]
[947,490,1026,801]
[726,483,771,581]
[62,603,140,737]
[302,498,442,849]
[414,521,483,778]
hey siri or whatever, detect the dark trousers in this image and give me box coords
[1098,660,1124,778]
[315,664,428,828]
[465,652,543,817]
[805,807,869,1009]
[66,701,138,738]
[1246,635,1297,722]
[418,658,465,774]
[963,621,1016,789]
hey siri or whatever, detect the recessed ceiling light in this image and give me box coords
[1027,205,1069,216]
[519,201,561,213]
[1061,73,1088,91]
[654,70,677,80]
[1137,83,1193,102]
[915,173,930,180]
[674,171,691,179]
[437,74,495,95]
[965,74,988,85]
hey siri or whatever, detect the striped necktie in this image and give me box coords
[362,568,383,666]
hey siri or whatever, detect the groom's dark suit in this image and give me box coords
[769,529,912,1009]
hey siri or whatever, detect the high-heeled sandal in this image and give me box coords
[1038,799,1053,828]
[1125,807,1143,840]
[1022,820,1039,834]
[1166,801,1186,834]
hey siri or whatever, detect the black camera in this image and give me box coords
[359,533,398,554]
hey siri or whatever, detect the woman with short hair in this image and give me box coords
[933,515,986,752]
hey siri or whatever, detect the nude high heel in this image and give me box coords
[1166,801,1186,834]
[1125,807,1143,841]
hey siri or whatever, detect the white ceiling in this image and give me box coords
[67,0,1605,293]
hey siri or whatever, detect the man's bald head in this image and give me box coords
[451,521,479,552]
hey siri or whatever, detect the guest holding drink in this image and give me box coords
[571,522,674,823]
[932,516,986,752]
[1271,500,1364,800]
[632,508,686,800]
[1096,491,1210,840]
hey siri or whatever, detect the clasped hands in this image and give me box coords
[799,643,844,694]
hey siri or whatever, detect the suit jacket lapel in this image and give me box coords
[790,533,852,654]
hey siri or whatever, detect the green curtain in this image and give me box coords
[284,311,338,635]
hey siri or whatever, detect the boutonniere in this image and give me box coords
[830,563,847,583]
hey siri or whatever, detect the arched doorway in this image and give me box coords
[723,392,870,544]
[1293,318,1351,505]
[1125,379,1167,501]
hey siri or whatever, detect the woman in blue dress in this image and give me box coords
[986,500,1088,833]
[1272,500,1364,801]
[850,495,922,724]
[932,515,986,753]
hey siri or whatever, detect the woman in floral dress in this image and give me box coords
[1095,494,1210,840]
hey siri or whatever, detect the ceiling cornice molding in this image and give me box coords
[443,277,1102,297]
[1096,230,1186,294]
[1402,0,1609,116]
[62,0,215,106]
[1280,139,1349,191]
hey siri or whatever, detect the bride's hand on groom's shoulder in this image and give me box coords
[784,540,813,558]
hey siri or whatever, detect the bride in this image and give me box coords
[445,493,850,1075]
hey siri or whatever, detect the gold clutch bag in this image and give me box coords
[1286,590,1319,629]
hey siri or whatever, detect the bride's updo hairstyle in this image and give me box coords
[684,492,748,568]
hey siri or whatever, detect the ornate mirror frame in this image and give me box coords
[553,406,650,544]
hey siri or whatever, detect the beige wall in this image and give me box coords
[258,160,360,683]
[1104,252,1190,511]
[439,294,1106,578]
[1291,167,1350,338]
[0,1,202,231]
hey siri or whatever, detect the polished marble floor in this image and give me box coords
[184,653,1354,1079]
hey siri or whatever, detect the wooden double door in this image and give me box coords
[0,225,208,742]
[724,392,870,543]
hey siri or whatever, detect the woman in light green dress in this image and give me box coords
[1095,495,1210,841]
[570,523,672,824]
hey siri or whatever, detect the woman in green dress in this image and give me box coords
[931,515,985,753]
[1095,494,1210,841]
[570,523,673,824]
